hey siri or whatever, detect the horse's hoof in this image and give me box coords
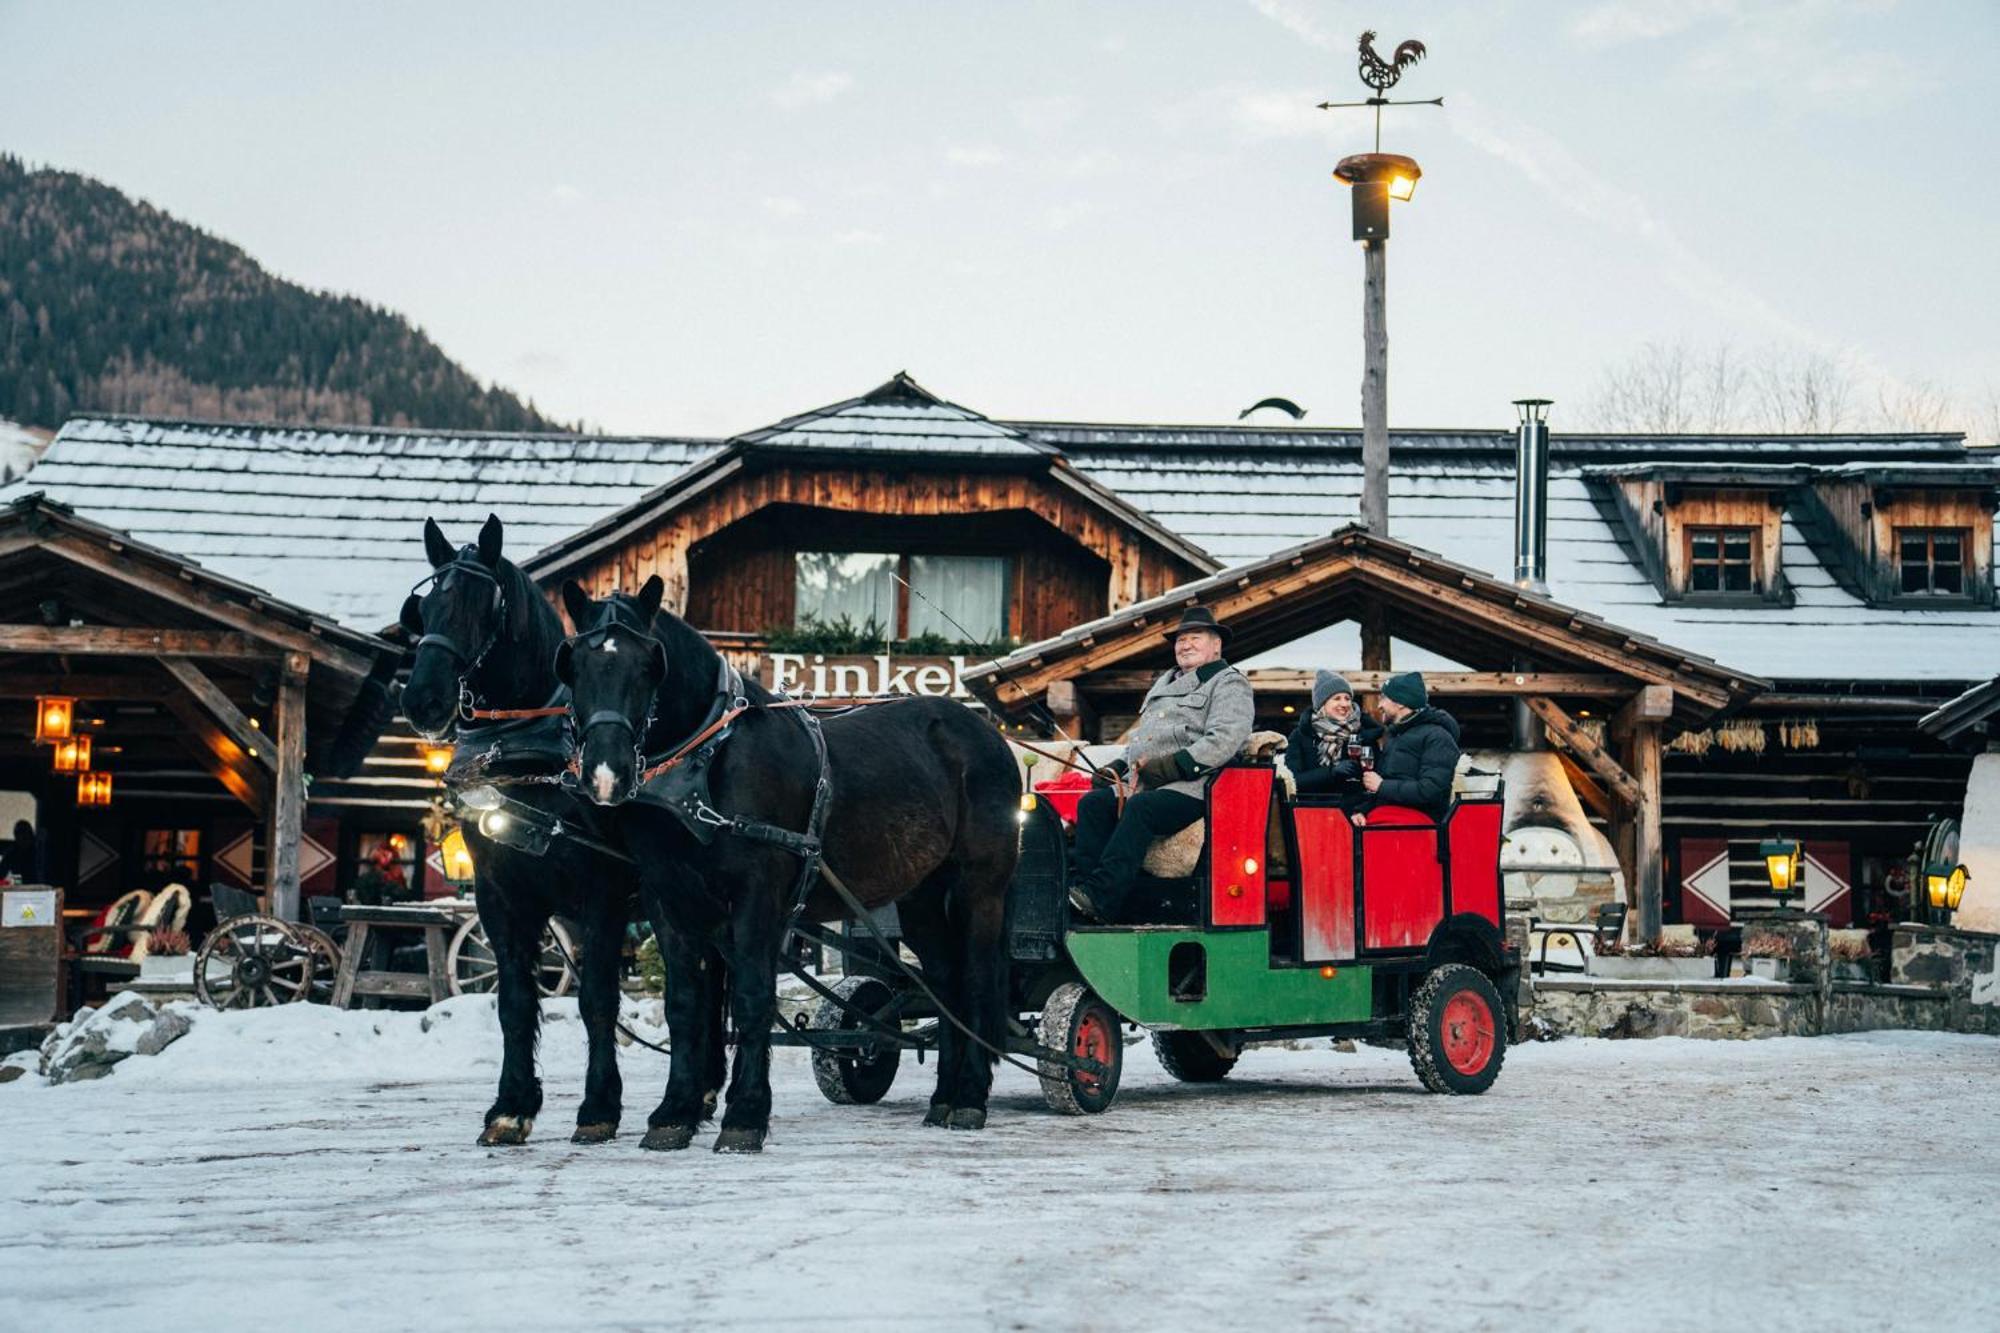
[947,1107,988,1132]
[923,1103,953,1128]
[640,1123,696,1152]
[713,1125,766,1154]
[477,1115,534,1147]
[570,1122,618,1145]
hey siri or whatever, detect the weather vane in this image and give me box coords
[1318,30,1441,152]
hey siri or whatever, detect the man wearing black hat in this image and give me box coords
[1356,670,1462,823]
[1070,606,1255,923]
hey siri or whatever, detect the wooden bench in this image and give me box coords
[329,904,456,1008]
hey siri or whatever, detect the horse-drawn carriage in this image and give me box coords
[800,757,1519,1114]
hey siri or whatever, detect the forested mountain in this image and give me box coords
[0,155,565,431]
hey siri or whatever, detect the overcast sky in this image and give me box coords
[4,1,1995,439]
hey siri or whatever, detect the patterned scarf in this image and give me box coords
[1311,712,1360,768]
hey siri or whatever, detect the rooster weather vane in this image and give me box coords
[1320,29,1440,151]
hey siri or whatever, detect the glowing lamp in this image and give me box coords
[1019,792,1037,813]
[419,742,454,777]
[1760,838,1803,901]
[51,734,92,774]
[77,770,113,806]
[1927,865,1969,914]
[1388,174,1417,202]
[1242,857,1260,876]
[34,695,75,744]
[439,827,476,882]
[1319,966,1338,980]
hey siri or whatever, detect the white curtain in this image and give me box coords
[795,552,897,634]
[907,554,1005,642]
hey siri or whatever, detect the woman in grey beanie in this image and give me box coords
[1286,669,1381,802]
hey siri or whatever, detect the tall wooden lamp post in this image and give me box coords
[1322,30,1440,538]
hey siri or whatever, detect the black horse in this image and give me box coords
[400,515,723,1147]
[558,577,1022,1152]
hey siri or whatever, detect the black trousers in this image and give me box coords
[1073,786,1205,921]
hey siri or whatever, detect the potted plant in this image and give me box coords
[1828,931,1877,984]
[138,927,195,982]
[1742,930,1794,980]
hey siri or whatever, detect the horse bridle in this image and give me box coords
[402,550,507,722]
[557,600,670,793]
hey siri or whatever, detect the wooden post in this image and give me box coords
[1359,606,1391,672]
[1359,237,1389,534]
[1046,680,1098,743]
[1630,719,1664,945]
[266,651,309,921]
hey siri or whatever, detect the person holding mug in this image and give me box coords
[1285,670,1382,810]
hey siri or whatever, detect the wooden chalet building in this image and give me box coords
[6,373,1995,940]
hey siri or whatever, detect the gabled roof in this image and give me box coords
[739,372,1054,462]
[963,524,1765,725]
[3,414,713,630]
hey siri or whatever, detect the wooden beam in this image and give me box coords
[267,652,309,922]
[159,658,277,775]
[161,695,272,816]
[0,625,272,659]
[1083,669,1636,697]
[39,534,377,678]
[1611,684,1674,737]
[1627,719,1665,945]
[1553,751,1613,821]
[1045,679,1098,743]
[0,672,174,701]
[1522,696,1642,808]
[1360,606,1391,672]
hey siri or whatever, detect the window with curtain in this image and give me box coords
[795,552,897,634]
[906,554,1007,642]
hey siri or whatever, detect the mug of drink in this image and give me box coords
[1346,743,1375,772]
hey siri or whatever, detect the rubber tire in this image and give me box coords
[1037,982,1123,1115]
[1407,963,1507,1095]
[808,976,903,1106]
[1150,1029,1238,1083]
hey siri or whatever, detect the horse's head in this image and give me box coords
[557,575,667,805]
[401,514,508,740]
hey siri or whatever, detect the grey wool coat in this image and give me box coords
[1120,660,1257,799]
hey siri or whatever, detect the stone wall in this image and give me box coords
[1525,917,1999,1041]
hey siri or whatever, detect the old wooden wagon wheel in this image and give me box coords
[445,915,576,999]
[291,922,343,1004]
[194,914,319,1010]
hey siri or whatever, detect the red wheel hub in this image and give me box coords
[1439,990,1495,1076]
[1073,1009,1113,1093]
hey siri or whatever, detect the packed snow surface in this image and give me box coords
[3,998,1996,1331]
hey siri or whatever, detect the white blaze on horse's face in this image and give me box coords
[601,638,618,654]
[592,762,618,805]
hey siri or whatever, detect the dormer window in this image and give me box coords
[1898,528,1966,597]
[1687,527,1758,594]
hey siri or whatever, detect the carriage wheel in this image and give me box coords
[291,923,343,1005]
[1150,1029,1239,1083]
[1037,982,1123,1115]
[1407,963,1507,1095]
[194,915,318,1010]
[808,976,903,1105]
[446,916,577,998]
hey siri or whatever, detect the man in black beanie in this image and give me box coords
[1356,670,1461,822]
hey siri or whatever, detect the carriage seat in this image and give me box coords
[1139,731,1292,879]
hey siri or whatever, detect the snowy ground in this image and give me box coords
[4,1000,1996,1332]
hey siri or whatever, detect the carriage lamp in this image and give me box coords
[34,695,75,744]
[77,769,113,806]
[1017,791,1037,825]
[51,734,92,774]
[439,827,476,882]
[472,800,555,856]
[1242,857,1260,876]
[1761,838,1803,903]
[1927,864,1970,917]
[456,784,505,813]
[419,742,453,777]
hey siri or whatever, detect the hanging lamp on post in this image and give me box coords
[51,733,93,774]
[34,695,76,744]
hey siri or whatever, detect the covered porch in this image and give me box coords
[964,525,1766,941]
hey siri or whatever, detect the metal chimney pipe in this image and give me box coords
[1512,398,1552,593]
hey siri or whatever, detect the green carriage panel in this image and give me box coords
[1064,926,1372,1030]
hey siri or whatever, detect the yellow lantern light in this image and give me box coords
[419,742,454,777]
[439,826,476,882]
[77,770,113,806]
[1929,865,1970,913]
[1761,838,1803,901]
[34,695,75,744]
[51,734,92,774]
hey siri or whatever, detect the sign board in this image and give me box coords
[2,888,57,928]
[756,654,975,700]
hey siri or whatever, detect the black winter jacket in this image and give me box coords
[1366,707,1462,818]
[1284,712,1384,803]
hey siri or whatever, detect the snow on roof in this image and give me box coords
[739,372,1052,460]
[3,415,717,630]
